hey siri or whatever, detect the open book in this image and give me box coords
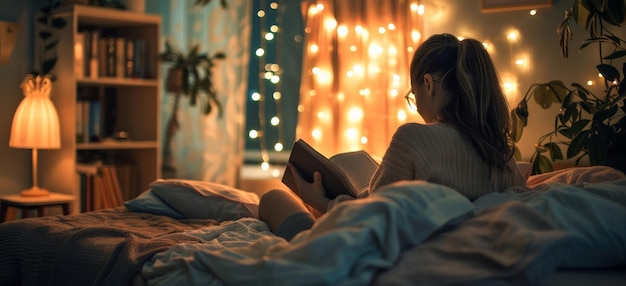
[282,139,379,199]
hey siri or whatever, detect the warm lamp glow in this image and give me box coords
[9,75,61,197]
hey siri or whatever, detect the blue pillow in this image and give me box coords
[124,190,184,219]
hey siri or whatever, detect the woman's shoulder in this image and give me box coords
[395,122,460,136]
[392,123,467,151]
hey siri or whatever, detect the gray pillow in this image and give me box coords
[149,179,260,221]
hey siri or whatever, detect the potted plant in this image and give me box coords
[33,0,67,79]
[511,0,626,174]
[159,40,226,177]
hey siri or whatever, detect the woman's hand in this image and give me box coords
[287,163,330,213]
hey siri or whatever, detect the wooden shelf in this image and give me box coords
[55,4,160,26]
[77,77,159,87]
[76,140,159,150]
[39,5,162,213]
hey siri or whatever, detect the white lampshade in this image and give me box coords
[9,75,60,149]
[9,74,61,197]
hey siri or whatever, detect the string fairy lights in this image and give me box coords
[247,0,286,170]
[296,0,426,157]
[246,1,567,167]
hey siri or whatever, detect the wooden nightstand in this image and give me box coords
[0,192,74,222]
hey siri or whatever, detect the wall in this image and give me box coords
[0,1,36,195]
[0,0,620,195]
[423,0,618,162]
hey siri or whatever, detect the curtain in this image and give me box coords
[297,0,425,158]
[152,0,251,185]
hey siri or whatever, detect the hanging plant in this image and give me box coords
[159,0,228,178]
[159,41,226,117]
[159,40,225,178]
[33,0,67,79]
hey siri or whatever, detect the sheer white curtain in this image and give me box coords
[297,0,425,158]
[155,0,251,185]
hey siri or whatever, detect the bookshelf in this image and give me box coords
[38,5,161,213]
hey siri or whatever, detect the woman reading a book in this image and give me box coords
[259,33,527,240]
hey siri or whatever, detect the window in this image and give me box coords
[245,0,304,164]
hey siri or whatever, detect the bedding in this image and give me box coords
[0,207,219,285]
[0,166,624,286]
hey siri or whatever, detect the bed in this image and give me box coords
[0,165,625,285]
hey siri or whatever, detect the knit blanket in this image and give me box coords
[0,207,217,286]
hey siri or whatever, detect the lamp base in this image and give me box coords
[20,186,50,197]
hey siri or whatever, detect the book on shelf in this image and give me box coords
[125,39,135,78]
[75,87,116,143]
[105,37,117,77]
[75,161,129,211]
[114,163,139,201]
[115,37,125,78]
[74,29,147,79]
[281,139,379,199]
[74,31,85,78]
[76,161,99,212]
[88,29,99,79]
[133,38,146,78]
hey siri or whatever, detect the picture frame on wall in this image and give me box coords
[481,0,553,13]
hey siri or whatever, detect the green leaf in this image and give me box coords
[593,104,618,123]
[573,0,591,25]
[532,154,553,175]
[601,0,625,25]
[42,57,57,75]
[604,50,626,60]
[545,142,564,160]
[39,30,52,40]
[533,84,556,108]
[51,17,67,29]
[570,119,590,135]
[203,102,212,115]
[580,101,593,114]
[567,130,590,158]
[559,127,572,139]
[571,83,590,101]
[597,64,620,82]
[44,39,60,51]
[511,109,524,142]
[563,104,577,122]
[515,100,529,126]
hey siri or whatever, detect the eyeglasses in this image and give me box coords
[404,90,417,111]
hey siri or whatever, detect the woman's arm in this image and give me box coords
[284,163,331,213]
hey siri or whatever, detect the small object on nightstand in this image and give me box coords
[0,192,74,222]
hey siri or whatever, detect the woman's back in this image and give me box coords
[369,123,526,200]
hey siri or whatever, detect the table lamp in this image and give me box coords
[9,74,61,197]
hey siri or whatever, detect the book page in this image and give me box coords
[329,151,379,197]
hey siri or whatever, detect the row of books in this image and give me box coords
[74,29,148,79]
[76,161,138,212]
[75,87,116,143]
[76,100,100,143]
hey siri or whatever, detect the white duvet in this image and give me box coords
[138,167,626,286]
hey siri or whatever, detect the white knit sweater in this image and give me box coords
[364,123,526,200]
